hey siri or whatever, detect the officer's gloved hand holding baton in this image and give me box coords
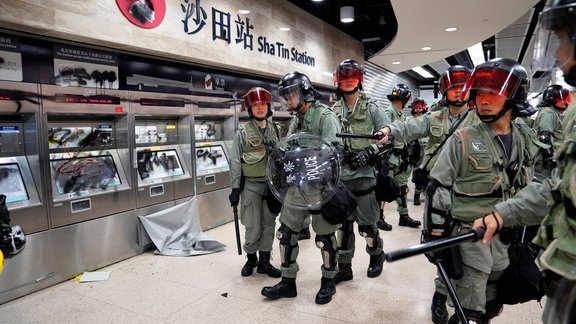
[229,188,241,207]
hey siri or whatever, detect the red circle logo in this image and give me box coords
[116,0,166,29]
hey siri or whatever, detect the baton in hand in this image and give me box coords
[385,228,485,262]
[336,132,383,140]
[233,206,242,255]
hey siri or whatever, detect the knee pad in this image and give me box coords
[358,225,380,249]
[315,233,337,270]
[277,223,298,267]
[336,220,354,250]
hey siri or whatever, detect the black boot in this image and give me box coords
[334,263,353,284]
[315,277,336,304]
[414,192,421,206]
[257,251,281,278]
[261,277,297,300]
[377,209,392,231]
[399,214,421,228]
[448,309,483,324]
[431,292,448,324]
[241,253,258,277]
[298,227,311,240]
[367,251,385,278]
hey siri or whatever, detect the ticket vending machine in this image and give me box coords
[0,81,47,234]
[41,85,134,227]
[131,91,194,214]
[192,91,239,230]
[0,81,56,304]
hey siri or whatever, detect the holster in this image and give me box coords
[411,167,429,187]
[265,186,282,215]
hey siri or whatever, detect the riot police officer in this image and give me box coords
[533,84,571,174]
[472,1,576,323]
[261,71,343,305]
[330,59,391,284]
[229,87,282,278]
[427,58,540,323]
[407,97,427,205]
[377,84,421,229]
[376,65,478,324]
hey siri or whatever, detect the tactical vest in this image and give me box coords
[239,119,279,179]
[423,106,479,171]
[384,106,406,150]
[534,106,564,143]
[451,123,539,223]
[287,102,334,135]
[535,106,576,280]
[332,92,377,151]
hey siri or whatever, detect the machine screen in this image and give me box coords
[50,155,122,194]
[136,149,185,181]
[0,163,29,203]
[48,126,113,149]
[195,145,229,175]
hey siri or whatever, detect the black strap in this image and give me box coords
[352,186,376,197]
[421,110,469,171]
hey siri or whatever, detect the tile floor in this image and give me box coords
[0,195,544,323]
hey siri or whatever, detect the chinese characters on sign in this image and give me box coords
[180,0,316,67]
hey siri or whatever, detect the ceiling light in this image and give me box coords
[312,0,324,2]
[468,42,485,66]
[412,66,434,78]
[340,6,354,23]
[421,46,432,51]
[444,27,458,32]
[392,61,401,65]
[279,27,291,31]
[238,9,250,14]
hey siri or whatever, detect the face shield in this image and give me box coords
[334,68,364,85]
[413,100,426,110]
[462,66,523,102]
[533,27,565,73]
[554,87,573,108]
[278,84,305,112]
[439,70,471,94]
[267,133,341,210]
[242,88,272,110]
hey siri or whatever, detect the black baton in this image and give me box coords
[336,132,383,140]
[233,206,242,255]
[385,228,485,262]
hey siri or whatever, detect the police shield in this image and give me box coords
[267,133,341,210]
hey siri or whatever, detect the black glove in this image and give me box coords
[229,188,241,207]
[350,148,375,170]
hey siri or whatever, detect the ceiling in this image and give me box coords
[288,0,548,86]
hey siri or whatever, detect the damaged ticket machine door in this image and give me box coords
[40,85,134,227]
[192,90,238,230]
[131,91,194,213]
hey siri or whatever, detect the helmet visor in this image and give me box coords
[243,88,272,109]
[462,66,523,101]
[439,70,471,94]
[334,68,364,84]
[278,84,305,111]
[555,88,572,108]
[532,27,562,74]
[413,101,426,109]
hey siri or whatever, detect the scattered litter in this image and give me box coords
[78,271,111,282]
[221,293,228,298]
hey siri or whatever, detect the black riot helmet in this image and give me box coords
[438,65,472,107]
[278,71,320,113]
[533,0,576,86]
[0,225,26,259]
[242,87,273,120]
[462,58,537,123]
[542,84,572,110]
[386,84,412,108]
[334,59,364,95]
[411,97,427,115]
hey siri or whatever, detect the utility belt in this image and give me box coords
[392,147,409,158]
[453,188,504,199]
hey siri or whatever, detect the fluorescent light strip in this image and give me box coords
[411,66,434,78]
[468,42,485,67]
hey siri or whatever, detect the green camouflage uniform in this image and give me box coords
[331,92,390,263]
[279,102,343,279]
[429,120,540,314]
[229,119,280,254]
